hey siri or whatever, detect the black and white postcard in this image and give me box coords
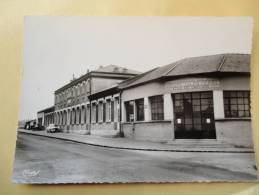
[13,16,258,183]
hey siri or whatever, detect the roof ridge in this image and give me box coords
[119,67,159,88]
[217,54,226,71]
[162,59,185,76]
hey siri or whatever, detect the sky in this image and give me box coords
[19,16,253,120]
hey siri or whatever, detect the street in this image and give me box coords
[12,132,258,183]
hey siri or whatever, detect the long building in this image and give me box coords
[53,65,140,135]
[37,53,253,147]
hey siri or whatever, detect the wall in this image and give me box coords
[91,77,123,94]
[91,122,119,137]
[219,76,250,90]
[121,76,252,145]
[123,121,173,142]
[122,82,165,102]
[63,124,90,134]
[216,120,253,147]
[91,122,117,130]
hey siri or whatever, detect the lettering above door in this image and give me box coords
[166,78,220,93]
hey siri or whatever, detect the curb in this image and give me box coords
[18,130,255,153]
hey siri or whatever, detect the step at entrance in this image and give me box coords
[166,139,233,148]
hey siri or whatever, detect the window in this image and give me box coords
[86,82,90,93]
[80,85,83,95]
[135,98,144,121]
[81,106,85,124]
[91,103,97,123]
[150,95,164,120]
[96,104,98,122]
[73,109,76,124]
[98,102,103,122]
[111,101,114,122]
[224,91,251,118]
[70,110,72,125]
[77,86,80,96]
[78,108,81,124]
[106,100,111,121]
[125,101,134,122]
[103,102,106,122]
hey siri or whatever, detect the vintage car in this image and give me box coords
[46,124,60,133]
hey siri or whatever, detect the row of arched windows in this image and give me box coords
[55,105,90,126]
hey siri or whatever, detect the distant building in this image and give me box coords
[24,119,37,130]
[37,106,55,129]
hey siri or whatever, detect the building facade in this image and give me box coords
[119,54,252,147]
[53,65,140,135]
[36,53,252,147]
[37,106,55,129]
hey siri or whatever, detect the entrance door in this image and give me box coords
[172,92,216,139]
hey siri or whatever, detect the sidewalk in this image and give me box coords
[17,129,254,153]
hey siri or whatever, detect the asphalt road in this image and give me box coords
[12,132,258,183]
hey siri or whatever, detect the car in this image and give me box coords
[46,124,60,133]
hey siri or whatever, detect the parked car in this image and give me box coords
[46,124,60,133]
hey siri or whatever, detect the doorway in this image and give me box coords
[172,91,216,139]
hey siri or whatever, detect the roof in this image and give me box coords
[95,65,141,75]
[119,53,250,89]
[55,65,140,93]
[37,106,55,114]
[88,84,120,100]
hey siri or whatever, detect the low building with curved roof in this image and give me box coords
[119,53,252,147]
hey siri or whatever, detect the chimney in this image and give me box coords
[70,74,76,82]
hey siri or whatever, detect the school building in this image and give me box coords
[37,53,253,147]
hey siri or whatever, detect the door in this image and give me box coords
[172,92,216,139]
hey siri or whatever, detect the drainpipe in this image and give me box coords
[119,90,123,137]
[89,77,92,134]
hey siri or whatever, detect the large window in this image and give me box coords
[150,95,164,120]
[125,101,134,122]
[224,91,251,118]
[135,98,144,121]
